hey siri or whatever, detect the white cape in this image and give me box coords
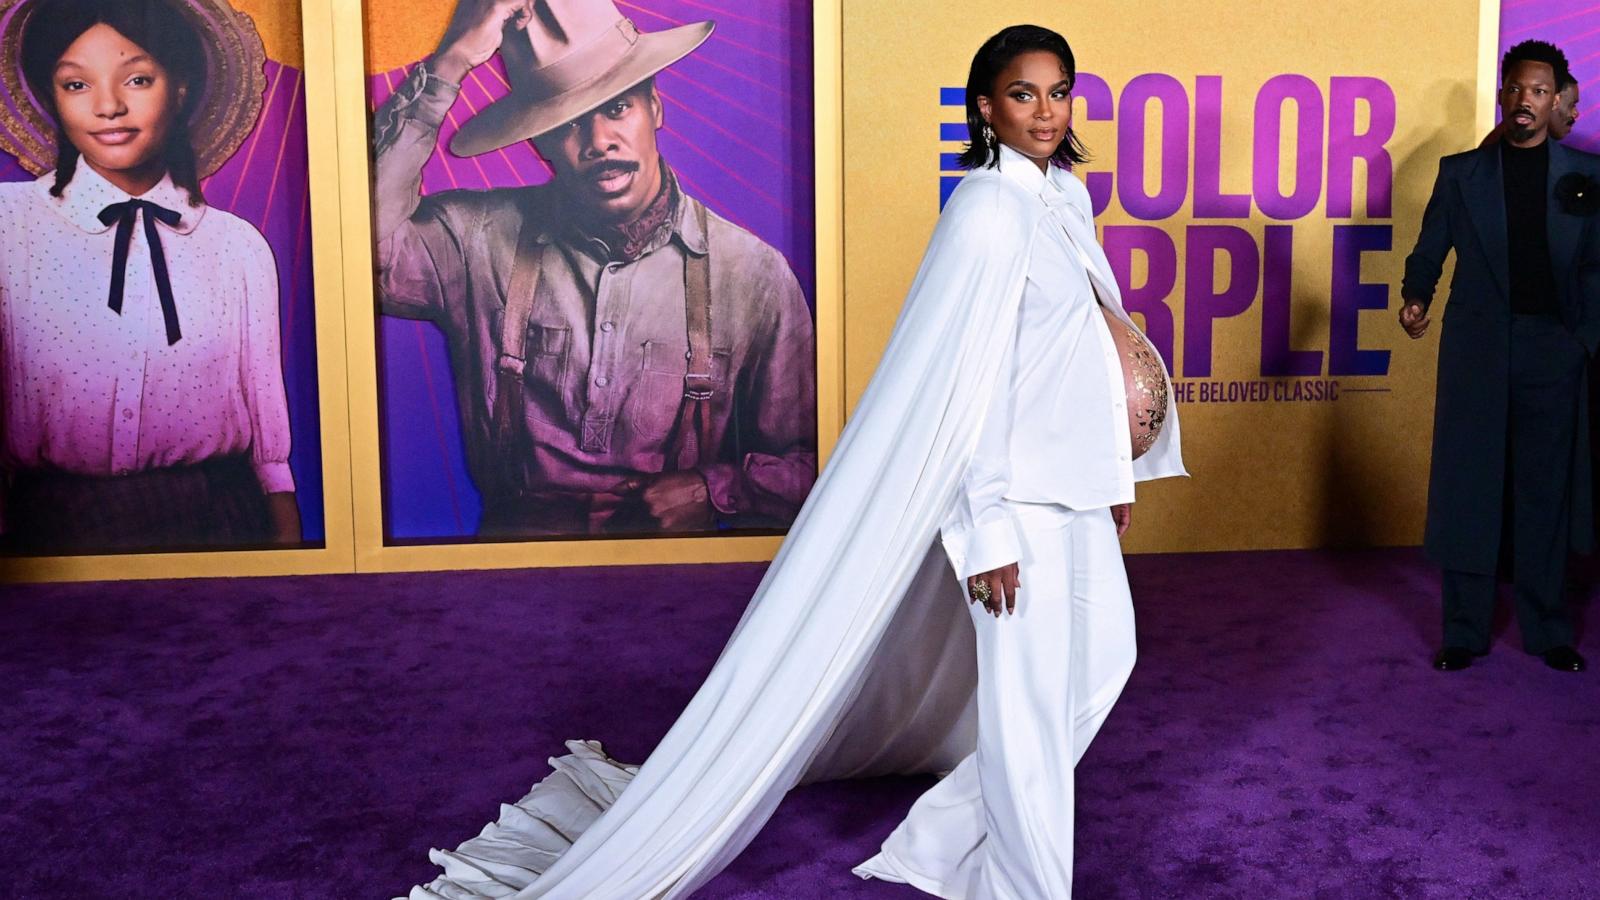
[406,163,1183,900]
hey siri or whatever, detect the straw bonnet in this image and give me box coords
[450,0,713,157]
[0,0,267,178]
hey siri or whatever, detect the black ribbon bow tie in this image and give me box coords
[98,200,184,345]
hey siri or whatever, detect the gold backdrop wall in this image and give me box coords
[842,0,1497,553]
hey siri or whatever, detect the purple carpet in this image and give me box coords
[1,549,1596,898]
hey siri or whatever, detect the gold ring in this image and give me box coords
[971,581,992,602]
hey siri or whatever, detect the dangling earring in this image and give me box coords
[982,123,995,147]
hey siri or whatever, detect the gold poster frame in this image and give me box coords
[2,0,356,583]
[333,0,845,573]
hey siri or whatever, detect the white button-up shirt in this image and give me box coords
[0,166,294,498]
[940,144,1184,579]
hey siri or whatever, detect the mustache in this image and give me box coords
[579,160,641,180]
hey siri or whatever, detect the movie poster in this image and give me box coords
[0,0,323,555]
[364,0,818,544]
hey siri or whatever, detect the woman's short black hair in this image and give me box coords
[19,0,208,205]
[1501,39,1573,87]
[956,24,1090,170]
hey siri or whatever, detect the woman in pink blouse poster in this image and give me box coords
[0,0,320,554]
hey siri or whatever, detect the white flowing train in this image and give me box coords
[403,161,1183,900]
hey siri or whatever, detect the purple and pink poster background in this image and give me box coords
[370,0,816,542]
[0,58,324,545]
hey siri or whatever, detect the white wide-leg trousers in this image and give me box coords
[853,504,1137,899]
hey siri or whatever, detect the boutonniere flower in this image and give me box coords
[1556,172,1600,216]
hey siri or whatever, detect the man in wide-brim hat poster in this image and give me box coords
[370,0,817,541]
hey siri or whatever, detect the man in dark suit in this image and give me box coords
[1401,40,1600,673]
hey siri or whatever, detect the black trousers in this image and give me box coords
[1443,314,1584,655]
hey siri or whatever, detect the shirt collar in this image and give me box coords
[35,163,205,235]
[995,142,1074,205]
[666,169,709,257]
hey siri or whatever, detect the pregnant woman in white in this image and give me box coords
[406,22,1184,900]
[852,24,1181,898]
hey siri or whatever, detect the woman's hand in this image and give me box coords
[967,562,1020,617]
[266,491,301,545]
[1111,503,1132,537]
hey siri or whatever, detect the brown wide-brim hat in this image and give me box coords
[0,0,267,178]
[450,0,712,157]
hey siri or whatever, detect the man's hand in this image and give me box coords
[1111,503,1132,537]
[433,0,534,84]
[968,562,1021,617]
[1399,300,1431,339]
[613,471,715,531]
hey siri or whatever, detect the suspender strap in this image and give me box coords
[683,223,714,401]
[492,222,548,486]
[669,202,716,471]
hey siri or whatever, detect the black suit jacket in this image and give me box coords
[1401,139,1600,572]
[1404,140,1600,349]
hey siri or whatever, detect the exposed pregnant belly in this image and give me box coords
[1100,306,1169,459]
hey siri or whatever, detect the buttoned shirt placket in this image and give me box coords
[1061,220,1137,470]
[563,221,686,460]
[579,243,627,456]
[110,223,152,476]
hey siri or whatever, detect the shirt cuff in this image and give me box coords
[1399,288,1432,312]
[374,61,461,147]
[254,460,296,495]
[940,515,1022,581]
[700,462,743,516]
[411,63,463,126]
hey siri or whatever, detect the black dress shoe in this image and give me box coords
[1433,646,1478,671]
[1541,646,1587,672]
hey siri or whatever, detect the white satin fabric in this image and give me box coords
[405,161,1183,900]
[938,144,1184,582]
[853,503,1137,898]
